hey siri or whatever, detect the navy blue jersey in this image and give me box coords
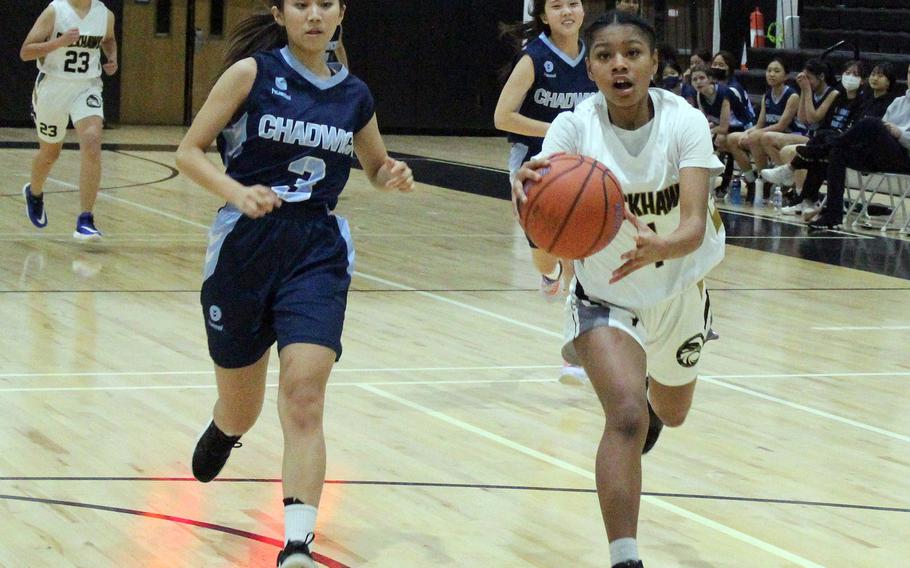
[217,47,374,210]
[811,85,860,133]
[507,34,597,156]
[763,85,805,133]
[727,78,756,125]
[698,83,751,129]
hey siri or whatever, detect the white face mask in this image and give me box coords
[841,75,861,91]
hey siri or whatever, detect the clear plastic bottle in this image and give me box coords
[730,175,742,205]
[772,186,783,216]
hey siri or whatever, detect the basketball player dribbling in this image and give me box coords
[494,0,597,385]
[175,1,413,566]
[513,11,725,567]
[20,0,118,240]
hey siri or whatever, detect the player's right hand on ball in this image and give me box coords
[59,28,81,47]
[231,185,282,219]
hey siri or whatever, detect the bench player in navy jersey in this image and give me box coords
[495,0,597,385]
[20,0,117,240]
[514,11,725,566]
[175,1,413,566]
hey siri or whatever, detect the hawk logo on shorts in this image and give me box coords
[676,333,705,368]
[207,305,224,331]
[275,77,287,91]
[86,94,102,108]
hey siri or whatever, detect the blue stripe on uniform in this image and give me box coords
[334,214,356,277]
[203,206,243,282]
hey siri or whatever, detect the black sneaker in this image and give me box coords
[642,400,664,454]
[23,184,47,228]
[612,561,644,568]
[192,420,241,482]
[277,534,316,568]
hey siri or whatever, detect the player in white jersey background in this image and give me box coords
[513,10,725,568]
[19,0,117,240]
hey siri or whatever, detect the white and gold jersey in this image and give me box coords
[39,0,109,80]
[540,88,725,310]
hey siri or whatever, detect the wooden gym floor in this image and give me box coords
[0,126,908,567]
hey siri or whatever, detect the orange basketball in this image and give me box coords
[518,154,625,259]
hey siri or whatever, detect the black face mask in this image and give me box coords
[661,76,681,90]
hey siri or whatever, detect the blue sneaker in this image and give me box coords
[73,212,102,241]
[23,184,47,228]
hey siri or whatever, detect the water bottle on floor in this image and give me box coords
[730,176,742,205]
[772,186,783,217]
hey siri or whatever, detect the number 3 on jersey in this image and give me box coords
[272,156,326,202]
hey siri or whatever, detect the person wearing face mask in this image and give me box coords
[659,60,688,101]
[761,60,865,206]
[806,61,910,229]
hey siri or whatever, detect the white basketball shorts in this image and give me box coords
[562,281,713,387]
[32,73,104,143]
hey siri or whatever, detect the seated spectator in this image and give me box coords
[726,58,805,202]
[762,60,895,216]
[659,60,690,103]
[712,50,757,126]
[760,59,864,210]
[806,62,910,229]
[681,49,711,108]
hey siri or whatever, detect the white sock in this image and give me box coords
[609,537,640,565]
[284,502,317,545]
[544,260,562,280]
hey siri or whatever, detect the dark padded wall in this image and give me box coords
[342,0,518,134]
[0,0,123,126]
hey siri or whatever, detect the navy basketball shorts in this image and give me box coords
[509,142,542,250]
[200,203,355,369]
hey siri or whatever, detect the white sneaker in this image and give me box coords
[558,362,589,385]
[539,261,563,301]
[781,200,814,216]
[760,165,795,187]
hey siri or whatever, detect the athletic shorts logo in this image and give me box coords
[676,333,705,368]
[86,94,102,108]
[207,305,224,331]
[275,77,287,91]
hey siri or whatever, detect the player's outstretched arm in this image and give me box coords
[353,116,414,192]
[20,6,77,61]
[176,58,281,218]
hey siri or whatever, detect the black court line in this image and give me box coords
[0,493,350,568]
[2,139,908,279]
[0,148,178,197]
[0,478,905,515]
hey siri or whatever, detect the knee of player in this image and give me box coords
[278,380,327,427]
[605,399,649,439]
[79,132,103,155]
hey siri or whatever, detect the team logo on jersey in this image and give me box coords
[207,305,224,331]
[86,94,102,108]
[676,333,705,368]
[275,77,287,91]
[544,60,555,74]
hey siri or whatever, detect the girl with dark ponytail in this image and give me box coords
[176,2,413,567]
[494,0,597,386]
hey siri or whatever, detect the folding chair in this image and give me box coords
[845,169,910,232]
